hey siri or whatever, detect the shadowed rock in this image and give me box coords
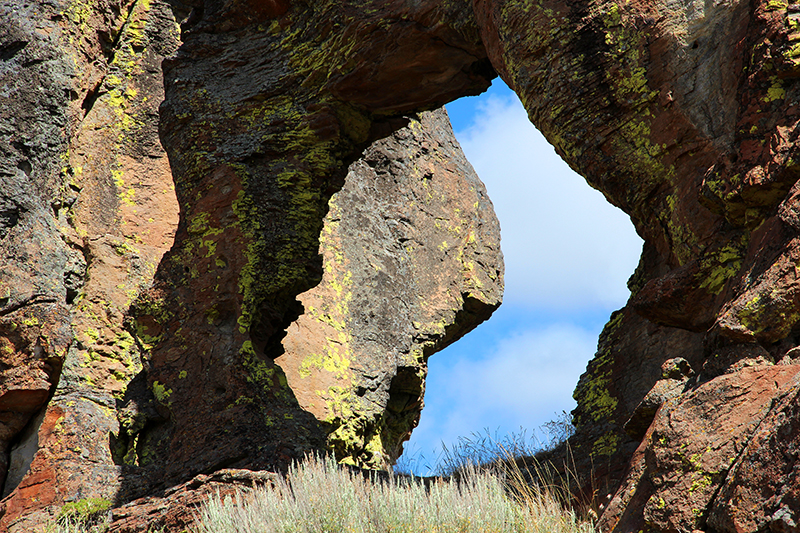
[0,1,501,529]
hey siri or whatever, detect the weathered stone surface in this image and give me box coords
[8,0,800,529]
[567,308,705,507]
[106,469,278,533]
[130,0,495,494]
[599,365,800,533]
[471,0,800,526]
[0,0,84,495]
[1,1,501,528]
[279,108,501,468]
[0,0,179,529]
[708,370,800,532]
[622,358,693,441]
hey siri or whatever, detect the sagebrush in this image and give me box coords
[195,453,595,533]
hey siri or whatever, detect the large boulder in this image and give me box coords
[280,108,501,469]
[599,365,800,532]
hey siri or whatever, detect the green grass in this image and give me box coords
[46,497,112,533]
[194,454,595,533]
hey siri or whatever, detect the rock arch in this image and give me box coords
[1,0,800,530]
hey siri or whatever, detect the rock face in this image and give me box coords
[473,0,800,528]
[0,1,501,529]
[0,0,180,529]
[5,0,800,531]
[104,106,503,532]
[126,0,496,496]
[280,109,501,468]
[105,469,279,533]
[600,366,800,532]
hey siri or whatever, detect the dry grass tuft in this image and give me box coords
[194,453,595,533]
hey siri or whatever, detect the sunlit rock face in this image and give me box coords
[4,0,800,530]
[0,0,180,529]
[280,108,502,469]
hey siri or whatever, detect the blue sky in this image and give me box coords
[396,81,643,474]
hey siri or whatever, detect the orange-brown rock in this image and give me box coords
[589,364,797,531]
[1,1,501,529]
[0,0,179,529]
[106,469,278,533]
[708,367,800,532]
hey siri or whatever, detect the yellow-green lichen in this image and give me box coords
[767,0,789,10]
[299,340,351,380]
[735,288,800,341]
[241,340,275,383]
[151,380,172,406]
[689,474,714,493]
[226,395,255,410]
[574,315,623,424]
[696,234,748,295]
[785,42,800,61]
[84,327,100,342]
[591,431,620,457]
[765,80,786,102]
[21,315,39,327]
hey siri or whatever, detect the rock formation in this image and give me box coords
[124,0,497,497]
[279,108,502,469]
[1,0,180,528]
[3,0,800,531]
[0,1,501,529]
[474,0,800,529]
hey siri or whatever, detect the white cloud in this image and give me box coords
[400,321,599,473]
[397,88,643,474]
[455,93,643,310]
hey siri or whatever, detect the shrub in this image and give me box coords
[395,412,576,478]
[49,497,112,533]
[194,454,595,533]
